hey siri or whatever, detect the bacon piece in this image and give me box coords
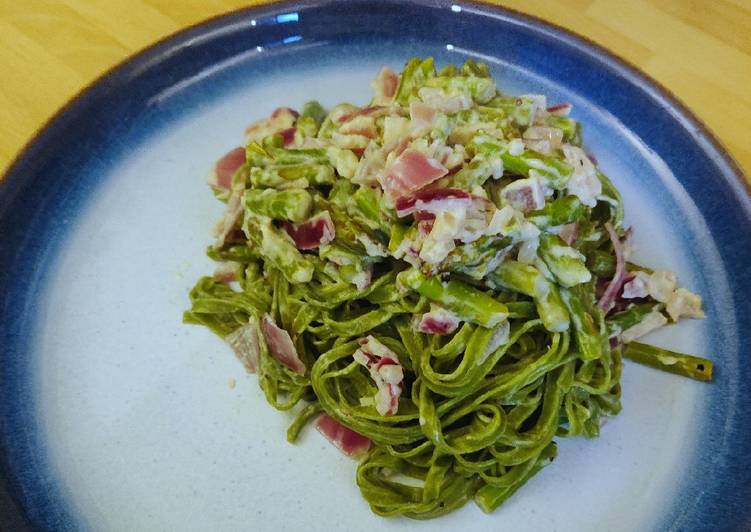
[261,315,306,375]
[339,115,377,138]
[380,149,448,200]
[391,136,411,158]
[338,105,390,124]
[272,107,299,119]
[279,127,296,147]
[597,223,626,313]
[373,67,398,101]
[353,336,403,416]
[409,101,437,130]
[213,187,244,249]
[395,188,471,217]
[245,107,298,144]
[558,223,579,246]
[502,177,546,213]
[226,319,261,373]
[283,211,336,250]
[415,306,460,335]
[417,218,434,237]
[208,147,245,191]
[546,102,572,116]
[314,414,371,459]
[213,261,240,283]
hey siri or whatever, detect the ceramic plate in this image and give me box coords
[2,1,750,530]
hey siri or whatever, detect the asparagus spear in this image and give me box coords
[394,57,435,104]
[296,100,327,137]
[545,115,581,144]
[527,196,588,228]
[245,188,312,222]
[501,151,573,190]
[397,268,508,327]
[606,302,660,337]
[424,74,496,104]
[256,218,314,283]
[538,233,591,287]
[488,260,570,333]
[249,164,334,188]
[560,285,606,361]
[624,342,713,382]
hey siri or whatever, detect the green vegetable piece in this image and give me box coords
[624,342,713,382]
[388,223,410,253]
[352,186,386,230]
[395,57,436,104]
[460,58,491,78]
[301,100,327,127]
[245,188,312,222]
[596,171,624,226]
[501,151,573,189]
[484,95,538,127]
[398,268,508,327]
[268,147,329,165]
[424,75,496,104]
[587,249,616,277]
[490,260,570,333]
[545,115,581,144]
[606,302,661,337]
[206,244,259,263]
[528,196,588,228]
[538,233,592,287]
[560,285,606,361]
[257,218,314,283]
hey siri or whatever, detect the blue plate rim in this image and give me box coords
[1,0,749,529]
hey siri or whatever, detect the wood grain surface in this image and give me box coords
[0,0,749,179]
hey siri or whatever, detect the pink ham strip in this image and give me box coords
[409,101,436,130]
[395,188,471,217]
[339,117,378,138]
[283,211,336,250]
[213,262,239,283]
[245,107,298,143]
[353,336,403,416]
[381,149,448,200]
[416,312,459,335]
[314,414,371,459]
[546,102,572,116]
[597,223,626,313]
[374,66,398,100]
[209,147,245,191]
[279,127,296,147]
[261,314,306,375]
[213,187,244,249]
[417,219,434,237]
[502,179,545,213]
[272,107,299,120]
[338,105,391,124]
[558,223,578,246]
[226,319,261,373]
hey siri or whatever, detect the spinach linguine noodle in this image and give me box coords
[185,58,712,519]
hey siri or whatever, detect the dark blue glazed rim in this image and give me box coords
[1,1,750,530]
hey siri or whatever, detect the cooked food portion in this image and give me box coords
[185,58,711,519]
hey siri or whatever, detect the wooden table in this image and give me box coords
[1,0,749,179]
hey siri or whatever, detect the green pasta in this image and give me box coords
[185,58,712,519]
